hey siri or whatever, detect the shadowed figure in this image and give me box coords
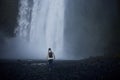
[47,48,55,71]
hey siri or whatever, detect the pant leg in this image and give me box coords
[48,59,53,70]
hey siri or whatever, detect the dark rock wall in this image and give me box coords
[64,0,120,58]
[0,0,19,37]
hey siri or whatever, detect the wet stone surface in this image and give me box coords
[0,58,120,80]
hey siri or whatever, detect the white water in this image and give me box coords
[15,0,65,59]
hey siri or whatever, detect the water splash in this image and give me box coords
[15,0,65,59]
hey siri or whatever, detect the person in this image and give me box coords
[47,48,55,71]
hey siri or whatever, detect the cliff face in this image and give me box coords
[0,0,19,37]
[64,0,120,58]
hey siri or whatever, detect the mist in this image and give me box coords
[0,0,119,60]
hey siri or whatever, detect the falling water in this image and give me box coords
[15,0,65,59]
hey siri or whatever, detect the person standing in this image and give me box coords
[47,48,55,71]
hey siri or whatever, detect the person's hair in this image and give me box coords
[48,48,51,51]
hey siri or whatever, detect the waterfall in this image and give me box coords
[15,0,65,59]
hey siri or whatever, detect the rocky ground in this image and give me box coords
[0,57,120,80]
